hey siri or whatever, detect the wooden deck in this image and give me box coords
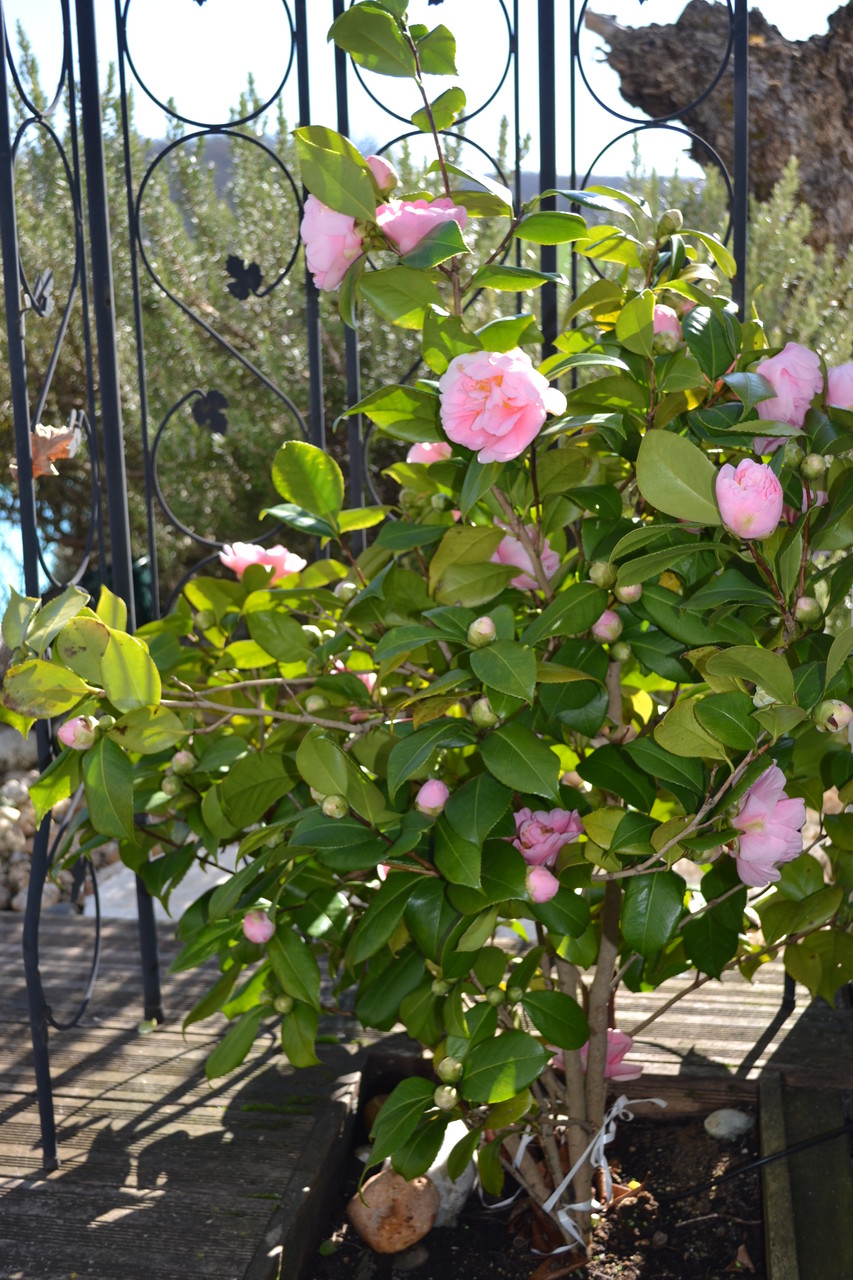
[0,912,850,1279]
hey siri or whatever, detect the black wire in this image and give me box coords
[657,1121,853,1203]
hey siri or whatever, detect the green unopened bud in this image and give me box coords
[430,492,450,511]
[321,794,348,819]
[305,655,323,676]
[194,609,216,631]
[305,694,329,714]
[161,773,181,797]
[434,1085,459,1112]
[471,696,500,728]
[436,1056,464,1084]
[815,700,853,733]
[273,994,295,1015]
[752,686,776,709]
[794,595,822,625]
[782,440,805,469]
[333,580,358,603]
[485,986,506,1006]
[656,207,683,237]
[97,714,117,731]
[589,560,617,589]
[467,615,497,648]
[506,985,524,1005]
[611,641,632,662]
[614,582,642,605]
[801,453,827,481]
[170,749,196,775]
[431,977,452,996]
[398,487,420,507]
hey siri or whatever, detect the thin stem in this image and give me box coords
[748,544,795,635]
[491,485,555,599]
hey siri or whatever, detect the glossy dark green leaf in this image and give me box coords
[621,871,686,956]
[461,1031,549,1103]
[521,990,589,1049]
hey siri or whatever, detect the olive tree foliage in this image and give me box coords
[0,36,520,601]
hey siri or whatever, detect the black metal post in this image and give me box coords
[333,0,365,550]
[0,4,61,1171]
[538,0,558,355]
[75,0,164,1025]
[295,0,325,455]
[732,0,749,318]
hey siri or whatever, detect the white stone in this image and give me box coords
[0,728,38,772]
[704,1108,755,1140]
[0,818,26,855]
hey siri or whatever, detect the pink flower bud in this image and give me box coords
[242,910,275,945]
[715,459,783,541]
[793,596,822,625]
[406,441,452,464]
[415,779,449,816]
[589,560,617,588]
[170,750,196,775]
[614,582,642,604]
[376,197,467,256]
[57,715,97,751]
[827,362,853,410]
[471,696,499,728]
[467,615,497,647]
[653,305,682,338]
[526,865,560,903]
[815,700,853,733]
[366,153,398,196]
[591,609,623,644]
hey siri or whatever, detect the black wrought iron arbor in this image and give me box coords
[0,0,749,1167]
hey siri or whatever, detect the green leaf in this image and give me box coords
[521,990,589,1050]
[575,224,644,269]
[826,626,853,687]
[682,228,737,277]
[461,1031,549,1103]
[682,305,739,380]
[54,616,111,683]
[434,562,515,607]
[721,371,776,413]
[272,442,344,534]
[82,737,135,839]
[358,266,446,329]
[411,86,466,132]
[328,4,417,76]
[100,632,161,712]
[368,1077,436,1168]
[784,929,853,1005]
[654,698,730,762]
[25,585,90,657]
[521,583,608,646]
[387,719,474,799]
[243,603,312,664]
[513,211,586,245]
[110,706,187,754]
[206,1006,266,1080]
[28,750,80,825]
[471,641,536,703]
[624,737,706,809]
[269,927,322,1009]
[222,753,296,827]
[260,502,337,540]
[704,646,795,705]
[415,23,457,74]
[459,459,503,520]
[294,125,377,220]
[469,263,565,292]
[344,383,440,443]
[480,724,560,801]
[682,913,738,979]
[404,879,461,961]
[95,586,127,631]
[615,540,727,589]
[182,968,241,1033]
[445,773,512,847]
[621,871,686,956]
[422,307,481,374]
[477,1138,505,1196]
[392,1114,452,1180]
[399,218,468,269]
[576,744,656,811]
[375,523,448,553]
[615,289,655,357]
[357,948,426,1031]
[1,588,41,649]
[434,819,482,888]
[529,887,590,939]
[447,1128,481,1182]
[694,692,759,751]
[347,872,417,965]
[636,431,721,526]
[428,525,505,596]
[1,659,90,717]
[281,1003,321,1068]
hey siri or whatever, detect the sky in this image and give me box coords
[0,0,845,605]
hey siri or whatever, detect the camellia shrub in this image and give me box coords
[5,0,853,1256]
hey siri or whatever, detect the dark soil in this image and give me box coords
[303,1112,765,1280]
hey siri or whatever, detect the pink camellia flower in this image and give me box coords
[366,154,398,196]
[591,609,623,644]
[219,541,307,582]
[755,342,823,427]
[406,440,452,464]
[579,1028,643,1082]
[439,349,567,464]
[513,807,583,867]
[415,779,450,816]
[730,764,806,887]
[376,197,467,255]
[653,305,681,338]
[491,527,560,591]
[526,865,560,903]
[715,459,783,541]
[827,363,853,410]
[300,194,364,290]
[242,909,275,945]
[57,715,97,751]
